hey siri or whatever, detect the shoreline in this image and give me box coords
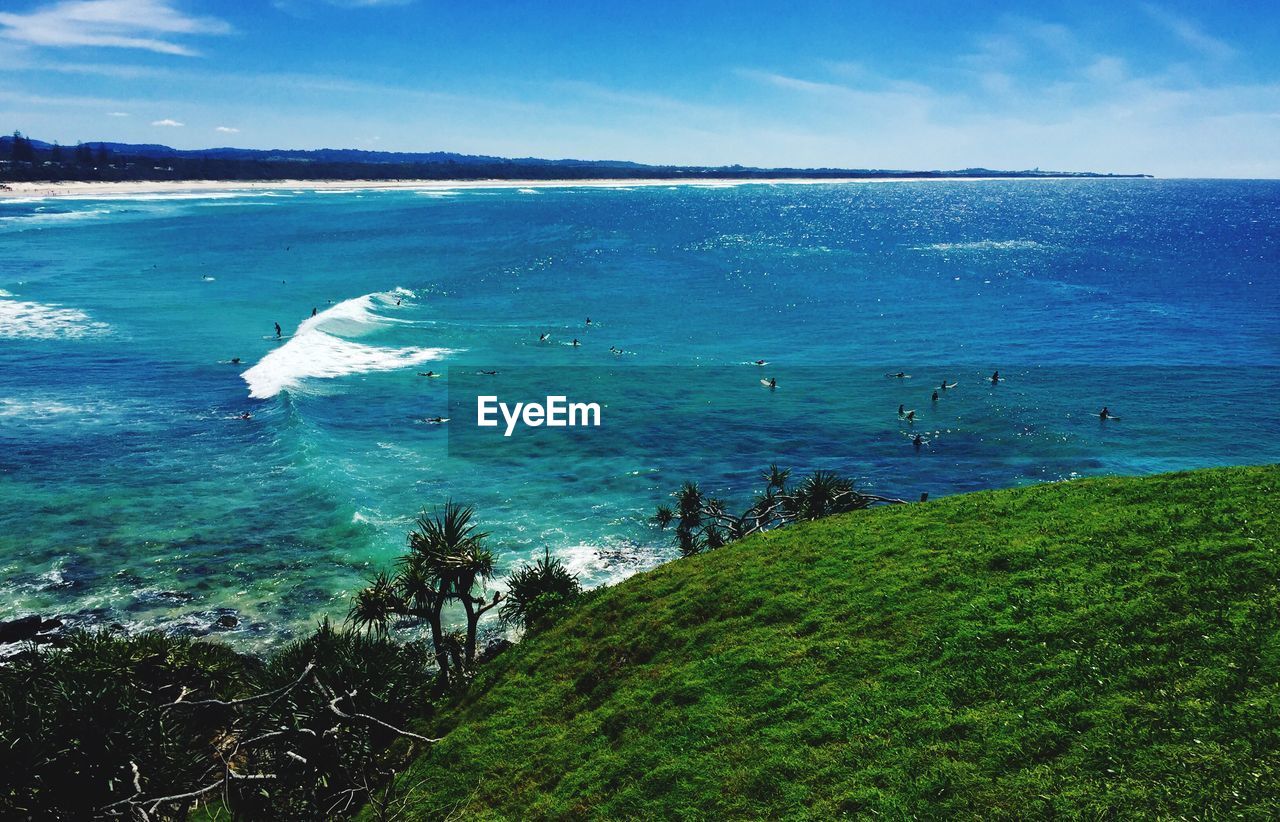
[0,175,1131,199]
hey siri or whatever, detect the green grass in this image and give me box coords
[387,466,1280,819]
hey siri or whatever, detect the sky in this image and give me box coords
[1,0,1278,176]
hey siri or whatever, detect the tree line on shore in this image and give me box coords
[1,130,1149,184]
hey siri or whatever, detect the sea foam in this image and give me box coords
[0,297,110,340]
[240,291,455,399]
[915,240,1048,252]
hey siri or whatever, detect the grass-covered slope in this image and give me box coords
[394,466,1280,819]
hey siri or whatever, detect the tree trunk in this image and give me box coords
[428,599,450,685]
[461,596,479,668]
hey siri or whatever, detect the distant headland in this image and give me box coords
[0,132,1150,184]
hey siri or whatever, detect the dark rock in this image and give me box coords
[215,614,239,630]
[0,615,42,644]
[479,637,514,664]
[38,618,63,633]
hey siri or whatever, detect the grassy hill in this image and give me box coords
[386,466,1280,819]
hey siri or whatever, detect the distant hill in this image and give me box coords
[0,133,1150,183]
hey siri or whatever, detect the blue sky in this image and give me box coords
[1,0,1278,176]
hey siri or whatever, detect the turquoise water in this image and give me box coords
[2,180,1277,648]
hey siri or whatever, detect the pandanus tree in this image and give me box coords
[654,464,906,555]
[499,548,582,631]
[348,502,502,688]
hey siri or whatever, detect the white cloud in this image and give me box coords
[107,110,128,116]
[0,0,232,57]
[151,118,183,126]
[1141,4,1236,61]
[215,125,239,133]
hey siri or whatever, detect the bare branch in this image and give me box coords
[163,661,315,712]
[325,687,441,744]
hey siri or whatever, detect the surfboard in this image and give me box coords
[760,379,776,387]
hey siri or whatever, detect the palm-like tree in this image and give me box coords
[348,571,399,637]
[654,465,905,554]
[348,501,503,687]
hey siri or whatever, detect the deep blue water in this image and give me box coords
[1,179,1277,648]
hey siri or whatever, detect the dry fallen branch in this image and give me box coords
[100,658,440,819]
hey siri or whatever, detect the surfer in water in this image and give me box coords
[425,416,447,424]
[931,390,939,402]
[888,371,908,378]
[312,307,317,317]
[479,369,498,376]
[767,377,777,389]
[418,371,439,378]
[274,322,282,338]
[913,433,923,448]
[754,359,767,366]
[586,317,592,326]
[240,412,252,420]
[572,338,580,347]
[905,410,916,423]
[990,370,1000,384]
[539,332,550,342]
[1099,406,1114,420]
[898,404,906,416]
[230,357,241,365]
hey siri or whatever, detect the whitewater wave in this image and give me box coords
[0,297,110,340]
[0,208,113,229]
[915,240,1048,252]
[240,291,455,399]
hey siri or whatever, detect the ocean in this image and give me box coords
[2,179,1277,649]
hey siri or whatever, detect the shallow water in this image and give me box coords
[1,180,1277,649]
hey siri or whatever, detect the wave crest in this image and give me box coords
[240,291,454,399]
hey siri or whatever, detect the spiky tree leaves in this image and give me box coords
[655,466,905,554]
[348,501,504,688]
[348,572,399,637]
[500,548,583,631]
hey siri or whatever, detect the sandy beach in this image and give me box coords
[0,176,1041,199]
